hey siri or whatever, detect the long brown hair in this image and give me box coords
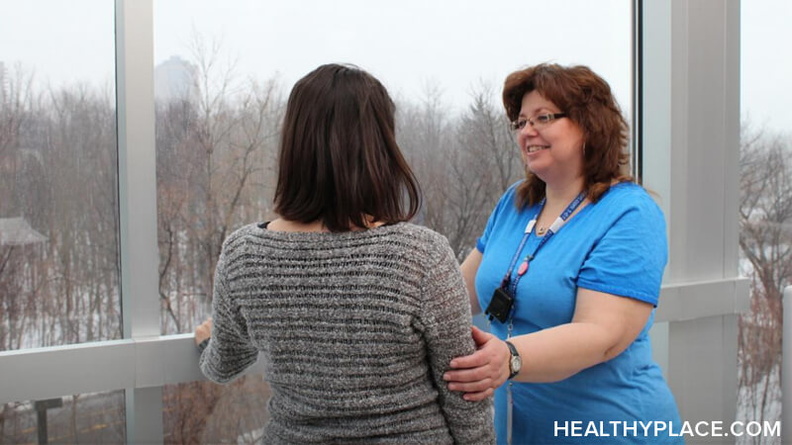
[502,63,633,207]
[274,64,421,232]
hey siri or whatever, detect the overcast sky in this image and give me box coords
[0,0,790,134]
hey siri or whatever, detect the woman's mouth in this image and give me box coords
[525,145,550,154]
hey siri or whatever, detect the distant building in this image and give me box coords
[154,55,198,104]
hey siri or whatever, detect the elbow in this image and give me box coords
[200,361,246,384]
[581,322,630,365]
[199,351,258,384]
[203,372,238,385]
[601,346,621,363]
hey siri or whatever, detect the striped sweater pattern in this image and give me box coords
[199,222,494,444]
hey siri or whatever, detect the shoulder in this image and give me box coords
[489,180,525,216]
[588,183,667,253]
[387,223,453,257]
[598,182,665,220]
[503,180,523,204]
[221,223,263,252]
[369,223,458,274]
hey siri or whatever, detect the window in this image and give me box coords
[153,0,633,333]
[0,0,119,350]
[736,0,792,431]
[0,391,125,444]
[1,2,635,442]
[163,378,270,444]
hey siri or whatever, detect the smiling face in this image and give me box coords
[515,90,586,187]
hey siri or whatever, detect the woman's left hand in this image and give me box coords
[443,325,511,401]
[194,318,212,345]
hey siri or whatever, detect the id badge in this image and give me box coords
[485,287,513,323]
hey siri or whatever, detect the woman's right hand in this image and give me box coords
[443,326,511,401]
[194,318,212,345]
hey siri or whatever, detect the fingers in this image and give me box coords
[445,372,497,393]
[445,356,507,384]
[194,319,213,345]
[444,365,495,384]
[470,325,492,346]
[450,332,502,369]
[444,367,498,401]
[460,388,494,402]
[445,332,511,398]
[449,348,489,369]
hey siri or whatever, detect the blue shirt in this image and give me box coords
[476,182,683,444]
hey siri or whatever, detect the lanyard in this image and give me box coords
[501,191,586,296]
[501,191,585,445]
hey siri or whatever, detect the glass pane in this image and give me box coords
[737,0,790,432]
[153,0,632,334]
[163,376,270,444]
[0,391,126,444]
[0,1,120,350]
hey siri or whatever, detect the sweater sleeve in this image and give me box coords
[199,243,259,383]
[416,238,495,445]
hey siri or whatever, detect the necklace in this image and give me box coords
[536,226,547,236]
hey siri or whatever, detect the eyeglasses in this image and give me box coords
[509,113,567,131]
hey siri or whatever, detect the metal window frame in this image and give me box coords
[0,0,750,442]
[0,2,264,441]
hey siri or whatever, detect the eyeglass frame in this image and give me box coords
[509,113,567,132]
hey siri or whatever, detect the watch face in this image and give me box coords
[511,356,522,373]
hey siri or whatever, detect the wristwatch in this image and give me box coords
[505,340,522,380]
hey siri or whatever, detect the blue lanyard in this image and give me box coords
[501,191,587,296]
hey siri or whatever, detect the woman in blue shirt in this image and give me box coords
[443,63,682,444]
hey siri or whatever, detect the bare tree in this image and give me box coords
[737,123,791,440]
[155,34,283,335]
[397,81,520,258]
[443,83,520,256]
[0,63,34,160]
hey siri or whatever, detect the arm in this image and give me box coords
[418,241,494,444]
[198,250,259,383]
[514,289,653,381]
[444,289,653,400]
[460,248,483,315]
[446,190,667,399]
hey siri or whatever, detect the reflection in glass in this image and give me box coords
[0,391,125,444]
[0,3,120,350]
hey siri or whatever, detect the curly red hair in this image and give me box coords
[503,63,633,207]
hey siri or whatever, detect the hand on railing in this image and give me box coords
[194,318,212,348]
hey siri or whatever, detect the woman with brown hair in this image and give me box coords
[194,63,493,444]
[444,63,682,444]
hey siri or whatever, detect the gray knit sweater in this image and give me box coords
[199,222,494,444]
